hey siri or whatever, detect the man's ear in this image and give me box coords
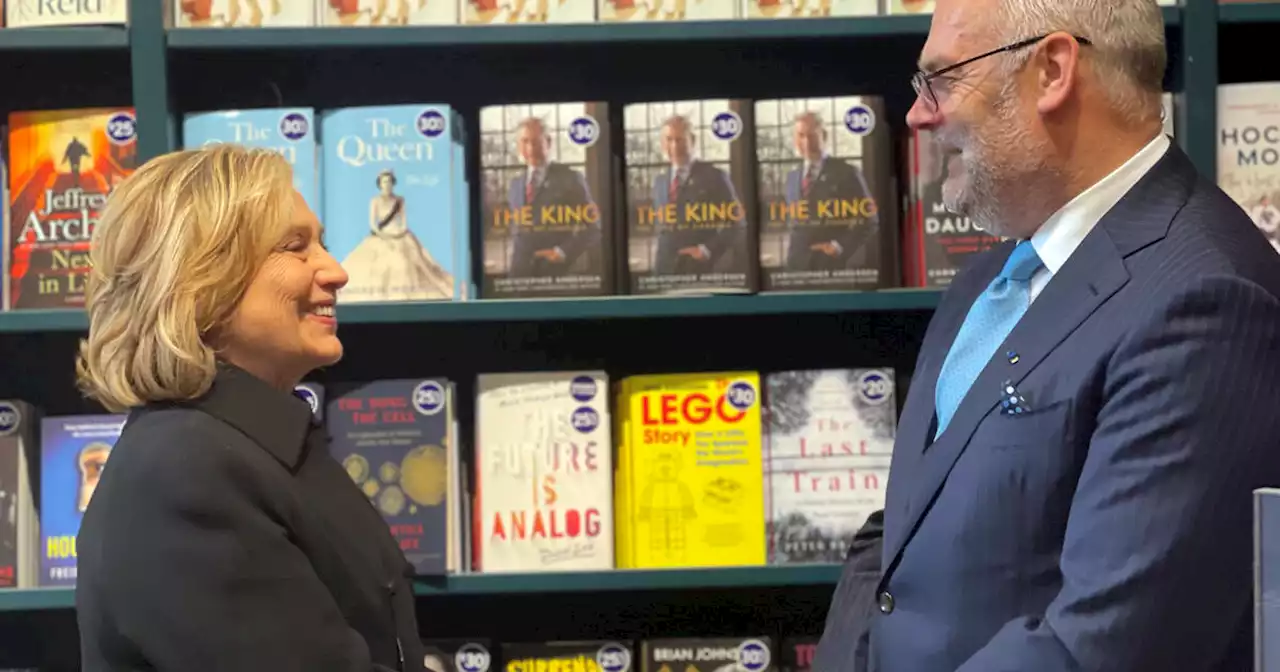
[1035,32,1082,115]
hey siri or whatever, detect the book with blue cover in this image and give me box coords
[182,107,321,220]
[39,414,126,587]
[320,105,468,303]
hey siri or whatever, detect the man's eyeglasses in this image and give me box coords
[911,33,1093,111]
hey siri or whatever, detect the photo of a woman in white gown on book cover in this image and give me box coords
[340,168,455,303]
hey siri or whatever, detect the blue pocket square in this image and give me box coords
[999,380,1031,415]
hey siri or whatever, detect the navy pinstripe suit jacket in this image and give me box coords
[814,142,1280,672]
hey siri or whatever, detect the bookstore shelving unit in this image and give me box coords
[0,0,1255,666]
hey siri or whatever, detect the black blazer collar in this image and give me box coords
[182,362,316,470]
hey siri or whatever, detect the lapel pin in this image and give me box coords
[1007,351,1020,364]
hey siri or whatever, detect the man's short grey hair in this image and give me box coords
[994,0,1167,124]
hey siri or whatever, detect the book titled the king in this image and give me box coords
[6,108,137,310]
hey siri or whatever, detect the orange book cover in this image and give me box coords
[6,107,137,309]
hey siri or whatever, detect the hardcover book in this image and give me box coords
[174,0,316,26]
[755,96,892,291]
[321,105,469,302]
[327,379,460,575]
[501,641,634,672]
[0,400,38,589]
[598,0,735,22]
[1217,81,1280,255]
[615,372,765,569]
[764,369,896,564]
[741,0,872,19]
[479,102,614,298]
[779,637,818,672]
[462,0,593,24]
[639,637,775,672]
[182,108,321,219]
[422,639,494,672]
[474,372,613,573]
[624,99,757,295]
[39,414,126,587]
[6,108,138,310]
[321,0,457,25]
[6,0,126,26]
[902,126,1001,287]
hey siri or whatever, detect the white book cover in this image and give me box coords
[474,371,614,573]
[1218,81,1280,255]
[885,0,929,14]
[174,0,316,26]
[598,0,734,21]
[6,0,126,26]
[763,369,896,564]
[321,0,458,25]
[741,0,873,19]
[463,0,593,24]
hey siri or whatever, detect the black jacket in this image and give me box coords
[76,364,426,672]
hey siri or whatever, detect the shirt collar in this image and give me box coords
[182,362,317,470]
[1030,133,1171,274]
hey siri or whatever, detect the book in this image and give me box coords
[175,0,317,26]
[474,371,614,573]
[501,641,633,672]
[321,0,457,25]
[327,379,461,575]
[421,639,494,672]
[741,0,873,19]
[39,414,126,587]
[615,372,765,569]
[479,102,614,298]
[6,0,126,26]
[624,99,757,295]
[598,0,736,21]
[1217,81,1280,255]
[462,0,593,24]
[639,637,775,672]
[755,96,891,291]
[320,105,469,302]
[182,108,321,220]
[763,369,896,564]
[6,108,137,310]
[0,400,38,589]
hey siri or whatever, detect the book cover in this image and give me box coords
[182,108,321,219]
[479,102,614,298]
[884,0,929,13]
[640,637,775,672]
[321,105,466,302]
[474,372,613,572]
[7,108,137,309]
[321,0,457,25]
[624,99,757,295]
[0,400,38,588]
[327,379,456,575]
[422,639,494,672]
[598,0,735,21]
[462,0,593,24]
[501,641,633,672]
[175,0,317,26]
[755,96,890,291]
[39,414,126,587]
[741,0,872,19]
[779,637,817,672]
[902,126,1002,287]
[6,0,126,26]
[616,372,765,569]
[1217,82,1280,255]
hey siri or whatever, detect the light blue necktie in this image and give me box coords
[934,241,1045,438]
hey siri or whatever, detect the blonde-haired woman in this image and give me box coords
[74,144,427,672]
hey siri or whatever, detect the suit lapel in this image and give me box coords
[881,142,1193,574]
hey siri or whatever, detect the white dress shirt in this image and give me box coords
[1027,134,1171,302]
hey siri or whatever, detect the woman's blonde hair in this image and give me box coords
[76,144,297,412]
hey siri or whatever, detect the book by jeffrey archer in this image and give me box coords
[6,108,137,310]
[755,96,892,291]
[479,102,614,298]
[624,99,757,295]
[502,640,634,672]
[40,414,126,587]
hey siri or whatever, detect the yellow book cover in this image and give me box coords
[620,371,765,568]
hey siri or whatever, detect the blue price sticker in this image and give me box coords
[455,643,491,672]
[0,401,19,436]
[279,112,310,141]
[106,111,137,146]
[596,643,631,672]
[711,110,744,142]
[416,109,447,138]
[570,375,598,402]
[844,104,876,136]
[859,370,891,405]
[737,639,771,672]
[413,381,446,416]
[727,380,757,411]
[567,115,600,147]
[572,406,600,434]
